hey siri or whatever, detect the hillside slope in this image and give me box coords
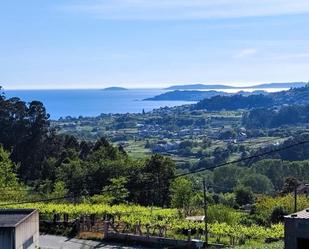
[194,85,309,111]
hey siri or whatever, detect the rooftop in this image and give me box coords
[285,208,309,220]
[0,209,37,228]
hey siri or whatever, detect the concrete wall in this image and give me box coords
[285,218,309,249]
[106,232,224,249]
[15,211,39,249]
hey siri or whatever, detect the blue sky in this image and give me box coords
[1,0,309,89]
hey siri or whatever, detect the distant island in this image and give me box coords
[166,82,307,90]
[144,90,267,101]
[102,87,128,91]
[166,84,236,90]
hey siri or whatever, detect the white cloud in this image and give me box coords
[233,48,258,59]
[61,0,309,20]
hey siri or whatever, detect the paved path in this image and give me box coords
[39,235,152,249]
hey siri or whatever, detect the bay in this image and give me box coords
[3,89,195,119]
[3,87,287,119]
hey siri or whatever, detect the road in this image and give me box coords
[39,235,153,249]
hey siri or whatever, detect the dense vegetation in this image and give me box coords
[195,94,274,111]
[3,200,286,245]
[0,90,176,207]
[195,85,309,111]
[243,104,309,128]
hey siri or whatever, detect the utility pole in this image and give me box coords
[294,184,297,213]
[203,179,208,248]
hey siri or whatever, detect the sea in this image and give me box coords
[3,88,288,120]
[3,89,195,120]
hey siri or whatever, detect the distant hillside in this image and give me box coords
[165,84,235,90]
[272,84,309,105]
[144,90,267,101]
[144,90,230,101]
[102,87,128,91]
[166,82,307,90]
[194,84,309,111]
[195,94,274,111]
[243,103,309,129]
[249,82,307,89]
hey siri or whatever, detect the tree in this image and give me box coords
[101,177,129,205]
[281,177,300,195]
[218,129,236,140]
[270,206,288,224]
[213,165,243,192]
[195,94,274,111]
[241,173,274,194]
[0,146,18,188]
[143,154,176,207]
[213,147,230,164]
[0,97,51,182]
[57,159,86,195]
[234,186,254,206]
[170,178,193,215]
[252,159,286,190]
[50,181,69,202]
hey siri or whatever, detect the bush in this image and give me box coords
[208,204,242,225]
[234,186,254,206]
[270,206,288,224]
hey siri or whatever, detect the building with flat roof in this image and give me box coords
[0,209,39,249]
[285,208,309,249]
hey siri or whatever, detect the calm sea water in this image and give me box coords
[3,88,288,120]
[3,89,194,119]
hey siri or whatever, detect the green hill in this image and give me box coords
[194,85,309,111]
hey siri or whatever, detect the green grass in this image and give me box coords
[124,140,150,159]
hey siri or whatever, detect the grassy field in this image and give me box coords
[124,140,151,159]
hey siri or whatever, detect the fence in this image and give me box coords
[39,213,225,249]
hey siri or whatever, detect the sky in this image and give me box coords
[1,0,309,89]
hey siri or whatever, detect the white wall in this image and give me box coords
[15,211,39,249]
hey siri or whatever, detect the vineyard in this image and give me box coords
[3,202,284,246]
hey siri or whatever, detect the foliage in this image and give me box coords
[170,177,193,215]
[251,159,309,191]
[270,206,288,224]
[0,146,18,188]
[49,181,69,202]
[141,154,176,207]
[1,202,284,246]
[100,177,129,205]
[0,95,51,182]
[0,94,177,206]
[234,186,254,206]
[213,165,243,193]
[243,103,309,129]
[246,133,309,164]
[281,177,300,194]
[207,205,241,225]
[240,173,274,195]
[256,195,309,221]
[195,94,274,111]
[197,85,309,112]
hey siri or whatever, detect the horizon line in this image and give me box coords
[2,81,308,91]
